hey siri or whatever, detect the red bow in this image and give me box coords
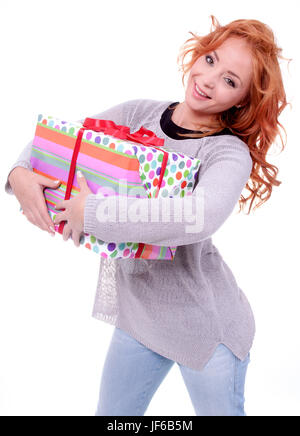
[83,118,165,147]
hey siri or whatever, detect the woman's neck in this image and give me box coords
[171,102,217,132]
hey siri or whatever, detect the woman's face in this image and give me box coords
[184,37,253,120]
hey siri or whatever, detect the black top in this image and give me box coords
[160,102,234,140]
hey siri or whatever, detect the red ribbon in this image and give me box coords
[83,118,165,147]
[58,118,169,257]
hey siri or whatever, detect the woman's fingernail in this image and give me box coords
[49,225,55,234]
[77,170,83,178]
[54,180,61,184]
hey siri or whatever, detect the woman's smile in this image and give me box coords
[193,83,211,100]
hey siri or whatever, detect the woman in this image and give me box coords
[5,16,289,416]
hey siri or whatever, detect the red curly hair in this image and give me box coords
[174,15,292,214]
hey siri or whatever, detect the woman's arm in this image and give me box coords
[83,138,253,247]
[6,139,35,195]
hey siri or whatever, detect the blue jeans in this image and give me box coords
[95,327,250,416]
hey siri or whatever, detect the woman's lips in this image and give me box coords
[193,83,211,100]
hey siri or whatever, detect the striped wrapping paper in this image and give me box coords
[27,114,201,260]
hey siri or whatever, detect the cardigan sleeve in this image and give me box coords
[4,99,140,195]
[83,136,253,247]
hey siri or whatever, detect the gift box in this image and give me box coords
[25,114,201,260]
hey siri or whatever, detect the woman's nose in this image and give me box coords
[203,75,215,89]
[202,80,214,92]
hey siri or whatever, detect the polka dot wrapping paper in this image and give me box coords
[24,114,201,260]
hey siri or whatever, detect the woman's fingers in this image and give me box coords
[36,173,61,190]
[9,167,60,235]
[35,187,57,233]
[24,185,57,234]
[62,223,72,241]
[25,207,52,234]
[72,230,82,247]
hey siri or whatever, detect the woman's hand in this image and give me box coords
[53,171,92,247]
[8,166,61,235]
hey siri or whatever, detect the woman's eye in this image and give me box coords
[205,55,214,64]
[225,78,236,88]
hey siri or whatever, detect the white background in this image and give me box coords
[0,0,299,416]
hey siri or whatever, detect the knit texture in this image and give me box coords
[5,99,255,370]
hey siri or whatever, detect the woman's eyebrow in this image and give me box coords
[213,50,220,62]
[213,50,243,86]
